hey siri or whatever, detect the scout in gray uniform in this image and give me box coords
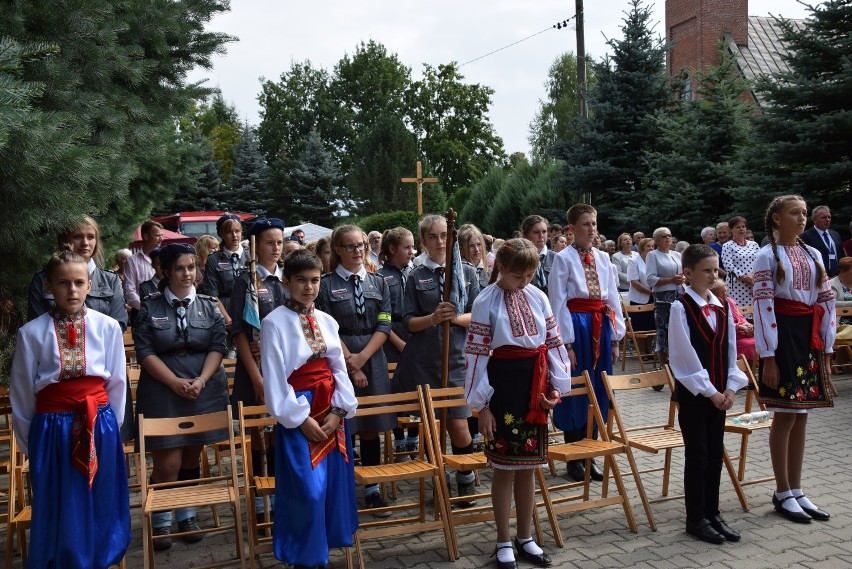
[133,244,229,551]
[522,215,556,296]
[377,227,418,457]
[138,247,163,302]
[394,214,481,506]
[27,215,132,439]
[459,223,491,290]
[316,224,393,515]
[199,213,251,326]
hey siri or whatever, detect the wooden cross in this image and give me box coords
[401,161,438,215]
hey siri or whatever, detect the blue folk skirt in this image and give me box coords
[273,389,359,567]
[27,405,131,569]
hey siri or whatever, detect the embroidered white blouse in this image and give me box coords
[10,310,127,455]
[668,287,748,397]
[752,244,836,358]
[547,247,626,345]
[464,284,572,410]
[260,304,358,429]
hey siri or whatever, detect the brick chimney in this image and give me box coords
[666,0,749,77]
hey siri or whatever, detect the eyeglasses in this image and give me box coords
[341,242,369,253]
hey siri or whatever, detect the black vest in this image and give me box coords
[677,293,729,391]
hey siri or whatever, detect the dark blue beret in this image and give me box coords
[159,243,196,267]
[149,247,161,260]
[248,218,286,238]
[216,213,242,234]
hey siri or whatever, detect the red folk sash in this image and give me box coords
[567,298,617,370]
[36,376,108,490]
[775,298,825,350]
[288,358,347,468]
[492,345,549,424]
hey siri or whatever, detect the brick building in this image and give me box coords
[665,0,804,104]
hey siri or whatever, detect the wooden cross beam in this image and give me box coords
[401,161,438,215]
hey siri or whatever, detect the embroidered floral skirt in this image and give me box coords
[758,312,833,410]
[483,356,548,470]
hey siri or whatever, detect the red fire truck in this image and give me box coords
[152,211,257,240]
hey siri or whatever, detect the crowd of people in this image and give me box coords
[7,198,850,569]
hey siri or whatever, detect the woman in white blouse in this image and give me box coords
[611,233,637,293]
[645,227,685,366]
[627,237,656,333]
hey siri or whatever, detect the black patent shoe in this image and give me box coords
[795,496,830,521]
[709,515,741,542]
[685,518,726,544]
[772,494,812,523]
[491,544,518,569]
[514,538,552,567]
[566,460,586,482]
[589,459,604,482]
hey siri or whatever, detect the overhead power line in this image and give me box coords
[458,16,576,68]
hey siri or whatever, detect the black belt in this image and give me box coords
[338,327,374,336]
[165,349,205,356]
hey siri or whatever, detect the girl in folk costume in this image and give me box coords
[133,244,230,550]
[377,227,419,457]
[11,250,130,569]
[229,218,288,523]
[548,204,625,483]
[754,195,836,524]
[315,225,394,514]
[521,215,556,296]
[261,250,358,568]
[395,214,481,505]
[465,239,571,569]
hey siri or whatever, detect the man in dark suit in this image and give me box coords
[801,205,842,277]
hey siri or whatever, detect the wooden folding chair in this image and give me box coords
[4,430,32,569]
[539,372,638,537]
[422,385,563,548]
[353,389,456,567]
[138,408,246,569]
[602,367,684,531]
[621,301,658,372]
[830,307,852,387]
[722,356,775,511]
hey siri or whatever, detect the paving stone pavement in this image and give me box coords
[6,369,852,569]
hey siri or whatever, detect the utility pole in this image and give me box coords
[576,0,591,203]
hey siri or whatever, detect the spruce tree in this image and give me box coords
[230,124,271,215]
[290,131,340,227]
[459,166,507,230]
[554,0,671,230]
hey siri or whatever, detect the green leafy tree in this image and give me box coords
[290,131,340,227]
[230,125,271,215]
[734,0,852,222]
[554,0,671,232]
[643,44,754,238]
[528,53,596,161]
[407,63,506,195]
[180,93,243,182]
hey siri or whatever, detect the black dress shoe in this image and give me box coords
[491,545,518,569]
[772,494,812,523]
[514,538,552,567]
[685,518,726,544]
[795,496,830,521]
[566,460,586,482]
[589,459,604,482]
[709,515,741,542]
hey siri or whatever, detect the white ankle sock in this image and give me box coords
[791,489,818,510]
[517,537,543,555]
[496,541,515,562]
[776,490,804,513]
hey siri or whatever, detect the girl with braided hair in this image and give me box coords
[753,195,836,524]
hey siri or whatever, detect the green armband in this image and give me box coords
[377,312,391,322]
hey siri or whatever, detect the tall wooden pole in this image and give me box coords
[576,0,587,120]
[440,208,457,453]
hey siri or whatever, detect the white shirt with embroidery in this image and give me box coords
[10,310,127,455]
[668,287,748,397]
[464,284,572,411]
[261,304,358,429]
[547,247,626,345]
[752,244,836,358]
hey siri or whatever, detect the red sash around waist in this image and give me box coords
[492,345,549,425]
[774,298,825,350]
[288,358,347,468]
[567,298,617,370]
[37,376,108,489]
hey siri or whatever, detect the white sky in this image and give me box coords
[189,0,811,156]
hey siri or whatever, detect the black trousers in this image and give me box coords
[676,382,725,522]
